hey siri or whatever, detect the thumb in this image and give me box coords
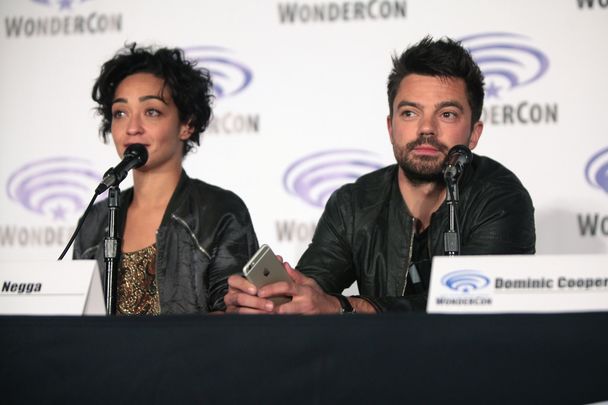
[284,263,317,287]
[284,262,305,283]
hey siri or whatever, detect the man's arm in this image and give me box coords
[460,181,536,255]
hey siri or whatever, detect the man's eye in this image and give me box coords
[401,110,415,117]
[442,111,457,119]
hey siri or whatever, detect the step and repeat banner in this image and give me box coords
[1,0,607,266]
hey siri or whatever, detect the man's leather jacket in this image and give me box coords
[297,155,535,312]
[73,171,259,314]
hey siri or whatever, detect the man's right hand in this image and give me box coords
[224,274,277,314]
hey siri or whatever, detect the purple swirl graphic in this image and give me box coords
[283,149,385,208]
[459,32,549,99]
[6,157,102,221]
[584,147,608,193]
[441,270,490,293]
[184,46,253,98]
[32,0,92,11]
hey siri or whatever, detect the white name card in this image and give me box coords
[427,254,608,314]
[0,260,105,315]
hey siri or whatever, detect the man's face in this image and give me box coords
[387,74,483,184]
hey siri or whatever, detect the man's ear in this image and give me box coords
[468,121,483,150]
[387,115,395,145]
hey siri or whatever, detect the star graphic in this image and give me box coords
[52,205,67,221]
[485,81,503,99]
[57,0,73,10]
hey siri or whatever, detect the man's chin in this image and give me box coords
[400,165,443,185]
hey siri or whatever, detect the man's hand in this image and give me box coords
[224,273,275,314]
[256,262,341,314]
[224,256,377,314]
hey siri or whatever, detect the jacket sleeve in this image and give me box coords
[296,190,358,294]
[460,180,536,255]
[72,206,106,260]
[206,206,259,312]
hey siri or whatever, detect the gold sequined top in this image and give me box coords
[117,244,161,315]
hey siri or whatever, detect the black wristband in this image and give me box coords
[331,293,355,314]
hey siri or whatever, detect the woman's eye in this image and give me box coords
[146,109,161,117]
[112,110,125,119]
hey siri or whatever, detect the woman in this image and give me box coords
[74,44,258,315]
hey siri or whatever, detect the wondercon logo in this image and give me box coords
[283,149,385,208]
[184,46,253,99]
[31,0,92,11]
[6,157,102,221]
[459,32,549,99]
[441,270,490,293]
[584,147,608,194]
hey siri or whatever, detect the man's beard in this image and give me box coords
[393,136,449,185]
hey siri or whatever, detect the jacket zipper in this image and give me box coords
[171,214,211,260]
[401,218,417,296]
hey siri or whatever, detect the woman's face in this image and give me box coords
[110,72,192,173]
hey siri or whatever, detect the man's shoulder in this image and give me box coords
[328,165,397,209]
[468,154,526,189]
[465,154,532,207]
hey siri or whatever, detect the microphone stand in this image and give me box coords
[443,176,460,256]
[104,183,121,315]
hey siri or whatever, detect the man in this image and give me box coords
[225,36,535,314]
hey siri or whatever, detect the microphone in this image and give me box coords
[442,145,472,183]
[95,144,148,194]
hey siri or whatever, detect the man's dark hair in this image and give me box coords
[92,43,213,155]
[387,36,485,125]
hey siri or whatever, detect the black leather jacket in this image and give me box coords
[73,171,258,314]
[297,155,535,312]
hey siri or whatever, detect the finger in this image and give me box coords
[275,295,315,315]
[235,292,275,312]
[275,300,300,315]
[258,280,294,298]
[284,265,317,287]
[227,274,257,295]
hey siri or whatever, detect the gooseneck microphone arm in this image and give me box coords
[442,145,472,256]
[57,144,148,315]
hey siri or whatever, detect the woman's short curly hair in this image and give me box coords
[92,43,214,155]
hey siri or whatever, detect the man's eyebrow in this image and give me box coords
[396,100,422,109]
[436,100,464,111]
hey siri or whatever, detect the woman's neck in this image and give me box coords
[130,166,182,211]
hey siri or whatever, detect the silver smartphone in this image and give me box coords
[242,244,292,305]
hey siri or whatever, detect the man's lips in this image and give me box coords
[412,145,440,155]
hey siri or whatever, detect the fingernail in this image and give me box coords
[265,302,273,311]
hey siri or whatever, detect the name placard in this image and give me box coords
[427,254,608,314]
[0,260,105,315]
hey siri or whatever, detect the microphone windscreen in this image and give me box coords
[124,144,148,168]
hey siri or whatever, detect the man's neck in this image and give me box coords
[397,168,446,232]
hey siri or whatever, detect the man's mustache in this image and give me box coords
[405,136,449,154]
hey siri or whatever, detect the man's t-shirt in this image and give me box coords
[405,227,431,295]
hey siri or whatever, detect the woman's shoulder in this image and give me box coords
[182,177,251,213]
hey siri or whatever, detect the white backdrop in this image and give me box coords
[1,0,608,269]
